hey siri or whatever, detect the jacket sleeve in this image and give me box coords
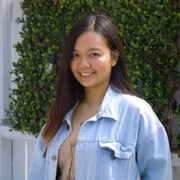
[28,131,46,180]
[137,113,172,180]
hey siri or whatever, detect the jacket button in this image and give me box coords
[51,155,56,161]
[112,155,116,160]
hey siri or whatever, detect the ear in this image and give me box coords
[111,50,119,67]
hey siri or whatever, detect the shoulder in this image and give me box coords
[115,90,164,130]
[110,85,151,108]
[105,85,162,127]
[119,93,160,123]
[119,93,167,143]
[110,85,153,115]
[120,93,152,112]
[106,85,157,119]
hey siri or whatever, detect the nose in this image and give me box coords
[79,56,90,68]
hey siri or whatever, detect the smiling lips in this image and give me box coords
[79,72,95,78]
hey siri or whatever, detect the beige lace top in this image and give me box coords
[57,137,76,180]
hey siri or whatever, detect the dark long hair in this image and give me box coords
[42,14,134,145]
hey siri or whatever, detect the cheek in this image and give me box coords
[70,60,76,72]
[96,58,112,71]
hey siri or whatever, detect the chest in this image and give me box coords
[45,116,139,179]
[69,104,100,147]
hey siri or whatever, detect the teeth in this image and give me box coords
[80,72,93,76]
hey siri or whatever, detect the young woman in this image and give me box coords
[29,14,172,180]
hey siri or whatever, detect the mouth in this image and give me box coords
[79,72,95,78]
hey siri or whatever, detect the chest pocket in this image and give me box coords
[99,141,134,159]
[98,141,135,178]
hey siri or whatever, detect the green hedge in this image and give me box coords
[8,0,179,150]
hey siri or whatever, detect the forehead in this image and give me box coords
[74,31,108,51]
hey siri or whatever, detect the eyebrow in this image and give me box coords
[73,47,102,52]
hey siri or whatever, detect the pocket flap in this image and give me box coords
[99,141,134,159]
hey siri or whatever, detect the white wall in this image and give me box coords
[0,0,12,123]
[0,0,22,124]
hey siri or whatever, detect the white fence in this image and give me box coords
[0,124,180,180]
[0,125,36,180]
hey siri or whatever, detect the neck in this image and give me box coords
[83,84,109,107]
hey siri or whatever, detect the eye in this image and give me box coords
[90,53,100,57]
[72,52,80,58]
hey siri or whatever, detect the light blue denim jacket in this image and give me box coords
[28,85,172,180]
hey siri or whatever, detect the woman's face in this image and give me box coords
[70,30,117,91]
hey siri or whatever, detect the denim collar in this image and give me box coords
[64,85,121,125]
